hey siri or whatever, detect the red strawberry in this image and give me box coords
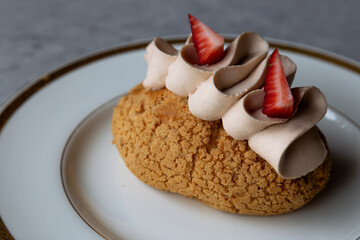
[188,14,224,65]
[262,49,294,118]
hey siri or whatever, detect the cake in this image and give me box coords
[111,15,331,215]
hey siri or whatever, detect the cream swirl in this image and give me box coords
[143,37,178,90]
[166,32,269,96]
[188,55,296,120]
[224,87,327,178]
[141,32,328,179]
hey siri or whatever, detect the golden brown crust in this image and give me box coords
[112,84,331,215]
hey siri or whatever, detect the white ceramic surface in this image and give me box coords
[62,98,360,240]
[0,39,359,240]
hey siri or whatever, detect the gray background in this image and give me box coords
[1,0,359,105]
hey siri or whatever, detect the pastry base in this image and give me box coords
[112,84,331,215]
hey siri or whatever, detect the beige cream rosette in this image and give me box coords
[141,32,328,179]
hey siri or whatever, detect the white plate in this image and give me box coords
[0,37,359,240]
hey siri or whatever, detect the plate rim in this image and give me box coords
[0,35,359,239]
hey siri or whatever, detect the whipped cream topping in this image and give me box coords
[189,55,296,121]
[225,86,327,178]
[141,32,328,179]
[166,32,269,97]
[143,37,178,90]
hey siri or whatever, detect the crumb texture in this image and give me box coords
[112,84,331,215]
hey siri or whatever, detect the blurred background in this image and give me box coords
[1,0,359,105]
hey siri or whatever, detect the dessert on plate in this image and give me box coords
[112,14,331,215]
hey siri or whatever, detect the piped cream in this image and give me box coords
[141,32,328,179]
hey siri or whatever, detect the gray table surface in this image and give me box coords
[1,0,359,106]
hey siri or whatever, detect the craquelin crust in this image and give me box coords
[111,84,331,215]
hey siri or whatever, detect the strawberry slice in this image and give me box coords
[262,49,294,118]
[188,14,224,65]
